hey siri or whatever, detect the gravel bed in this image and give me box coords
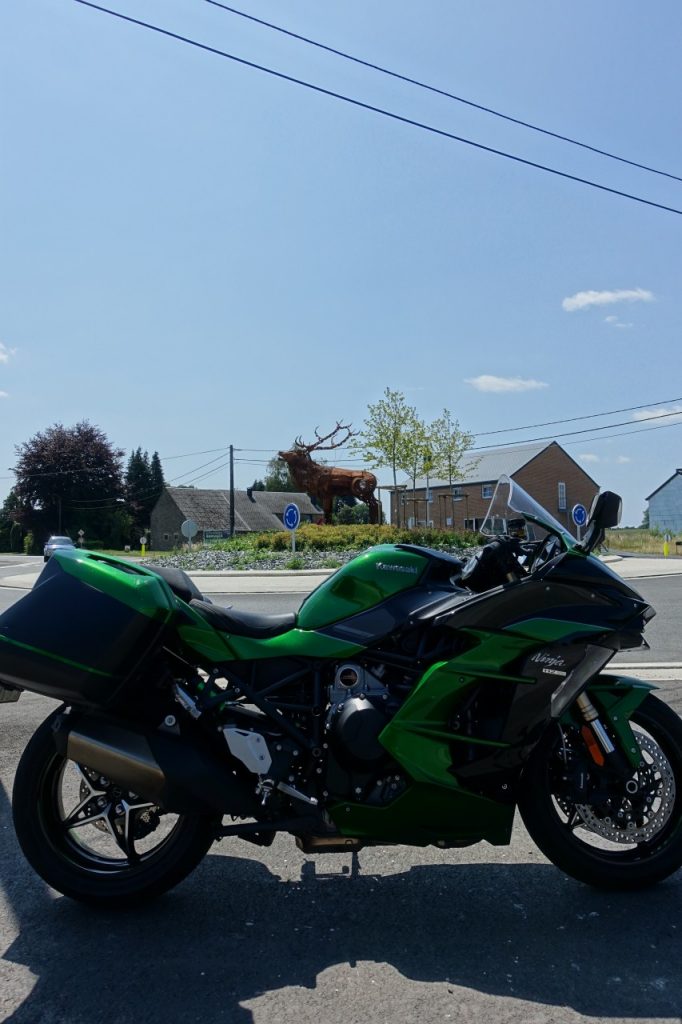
[143,545,477,573]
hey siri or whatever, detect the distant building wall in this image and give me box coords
[513,446,598,534]
[390,445,598,532]
[150,491,183,551]
[649,473,682,533]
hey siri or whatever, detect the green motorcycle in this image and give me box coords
[2,476,681,907]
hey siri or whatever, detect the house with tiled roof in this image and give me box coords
[150,487,322,550]
[389,441,598,533]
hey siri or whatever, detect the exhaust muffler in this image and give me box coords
[53,715,260,817]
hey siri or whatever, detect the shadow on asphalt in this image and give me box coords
[2,829,681,1022]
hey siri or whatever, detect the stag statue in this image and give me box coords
[279,424,379,525]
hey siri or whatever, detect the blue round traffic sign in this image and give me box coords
[572,503,588,528]
[283,502,301,531]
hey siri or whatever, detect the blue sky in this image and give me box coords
[1,0,681,526]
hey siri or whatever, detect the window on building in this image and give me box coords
[163,533,169,541]
[558,482,567,510]
[482,484,494,499]
[452,486,463,498]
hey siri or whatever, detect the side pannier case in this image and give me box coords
[0,550,176,706]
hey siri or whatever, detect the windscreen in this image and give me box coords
[480,476,577,547]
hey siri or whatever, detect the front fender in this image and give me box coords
[566,673,656,770]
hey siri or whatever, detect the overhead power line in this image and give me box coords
[70,1,682,217]
[470,407,682,450]
[474,396,682,437]
[203,0,682,185]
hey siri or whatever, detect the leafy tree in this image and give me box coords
[430,409,475,486]
[396,416,430,526]
[333,499,370,525]
[250,479,266,492]
[0,489,21,552]
[640,508,650,529]
[260,456,298,492]
[14,421,125,545]
[351,388,422,526]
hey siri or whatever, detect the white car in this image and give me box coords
[43,535,75,562]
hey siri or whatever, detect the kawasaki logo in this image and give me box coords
[376,562,419,575]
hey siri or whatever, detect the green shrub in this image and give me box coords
[23,531,35,556]
[204,524,479,555]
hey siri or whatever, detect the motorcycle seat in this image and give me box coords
[189,599,296,640]
[146,566,207,604]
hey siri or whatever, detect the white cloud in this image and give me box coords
[632,404,682,425]
[579,453,600,463]
[562,288,654,312]
[616,455,631,464]
[465,375,548,393]
[604,315,618,323]
[0,343,16,364]
[0,391,7,399]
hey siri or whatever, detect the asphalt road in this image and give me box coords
[1,561,682,1022]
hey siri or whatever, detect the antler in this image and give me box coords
[304,422,355,452]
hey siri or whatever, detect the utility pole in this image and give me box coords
[229,444,235,537]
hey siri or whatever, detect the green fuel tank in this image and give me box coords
[296,545,430,630]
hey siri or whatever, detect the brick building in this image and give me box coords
[389,441,598,533]
[150,487,322,550]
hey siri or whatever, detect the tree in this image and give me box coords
[125,448,166,539]
[149,451,165,504]
[429,409,476,524]
[333,499,371,525]
[351,388,422,526]
[14,421,125,546]
[641,508,650,529]
[125,449,151,535]
[396,416,430,526]
[256,455,299,492]
[0,489,21,552]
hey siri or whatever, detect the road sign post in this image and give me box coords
[283,502,301,556]
[181,518,199,551]
[572,503,588,543]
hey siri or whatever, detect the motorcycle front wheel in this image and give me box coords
[12,710,218,908]
[519,694,682,889]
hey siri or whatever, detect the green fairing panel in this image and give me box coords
[296,545,428,630]
[330,784,514,846]
[380,633,532,789]
[503,618,606,642]
[575,674,655,770]
[178,613,364,662]
[55,549,176,620]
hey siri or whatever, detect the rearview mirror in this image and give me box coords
[579,490,622,554]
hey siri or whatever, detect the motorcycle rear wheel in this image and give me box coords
[519,694,682,890]
[13,710,218,908]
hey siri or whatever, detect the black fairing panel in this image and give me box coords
[320,586,463,645]
[439,558,649,636]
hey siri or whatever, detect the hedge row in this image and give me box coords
[210,523,481,553]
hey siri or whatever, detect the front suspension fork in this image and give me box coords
[575,692,633,777]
